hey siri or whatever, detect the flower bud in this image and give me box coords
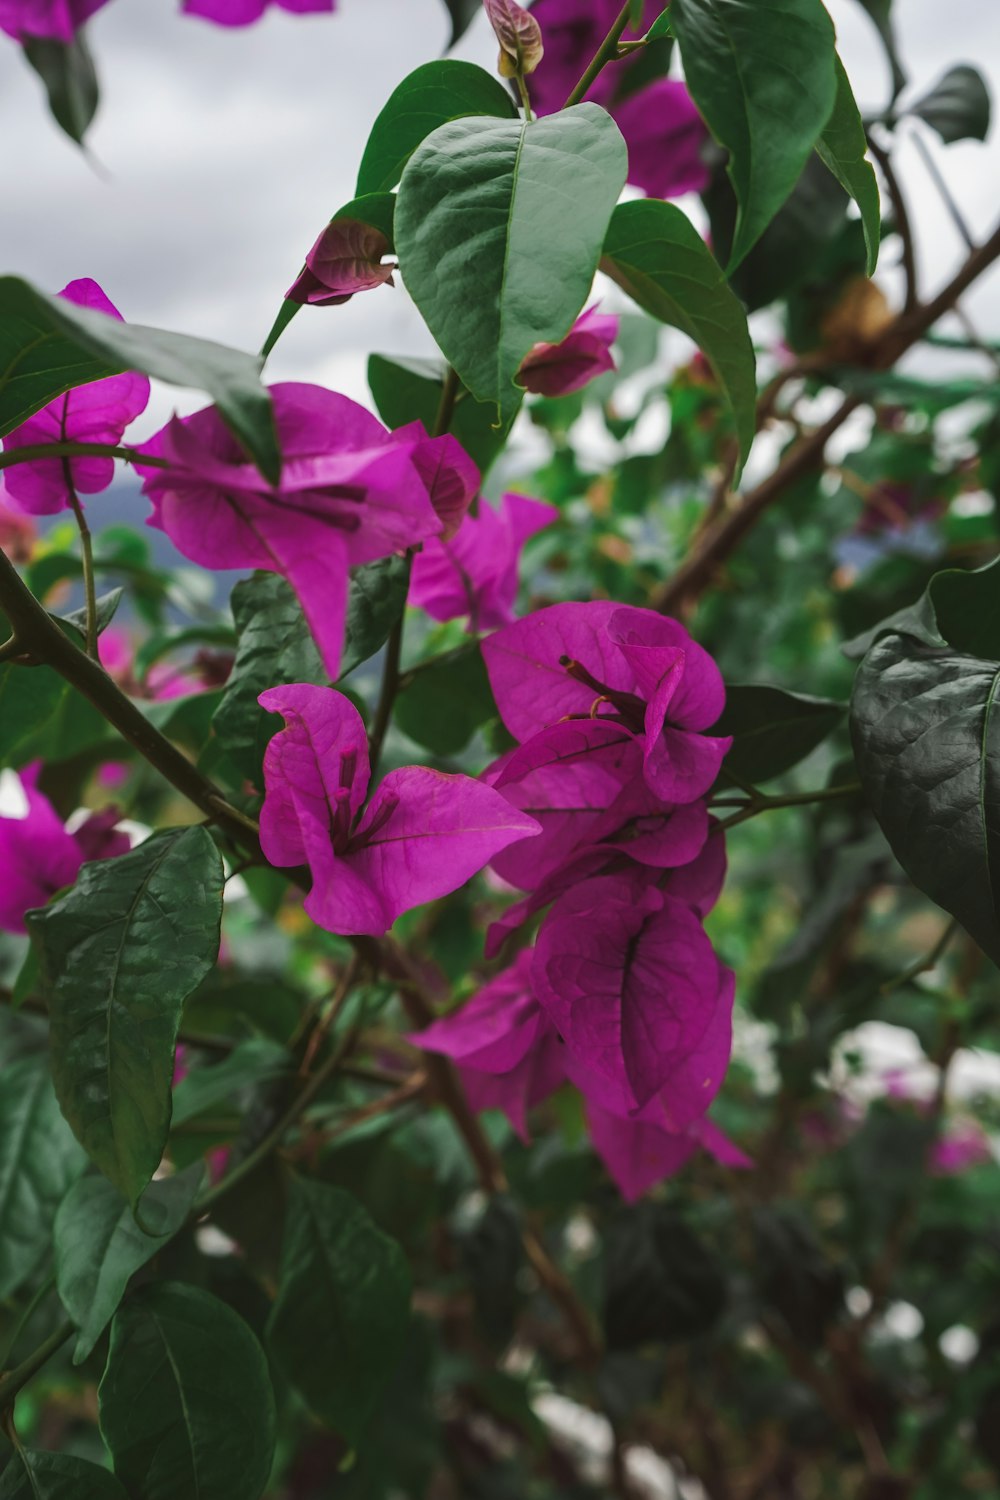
[484,0,543,79]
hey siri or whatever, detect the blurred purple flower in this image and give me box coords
[518,305,618,398]
[137,383,444,678]
[585,1100,751,1201]
[931,1120,993,1176]
[286,218,394,308]
[2,280,150,516]
[0,764,128,934]
[392,425,480,540]
[410,492,557,632]
[610,79,711,199]
[181,0,333,24]
[483,600,730,805]
[0,0,111,41]
[258,684,539,937]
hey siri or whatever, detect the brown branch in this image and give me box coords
[654,218,1000,614]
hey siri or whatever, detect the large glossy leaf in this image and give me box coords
[908,64,991,145]
[55,1166,204,1364]
[267,1178,411,1446]
[850,560,1000,964]
[339,556,411,679]
[100,1282,276,1500]
[816,56,881,276]
[0,277,279,483]
[0,1452,127,1500]
[718,685,845,784]
[213,573,324,784]
[671,0,838,269]
[30,828,224,1210]
[356,59,517,196]
[601,199,757,472]
[367,353,508,474]
[0,1055,86,1301]
[22,34,98,145]
[395,105,627,425]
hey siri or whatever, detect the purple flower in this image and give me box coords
[531,869,734,1114]
[517,305,618,398]
[410,492,557,632]
[585,1101,751,1201]
[181,0,333,24]
[527,0,636,112]
[487,721,709,893]
[2,280,150,517]
[0,764,128,934]
[414,952,565,1142]
[391,425,480,540]
[482,600,731,805]
[931,1120,992,1176]
[258,684,539,937]
[610,80,711,200]
[286,219,394,308]
[0,0,111,41]
[137,383,445,678]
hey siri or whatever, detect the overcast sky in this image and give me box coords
[1,0,998,436]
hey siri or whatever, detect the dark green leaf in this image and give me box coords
[442,0,481,47]
[0,664,68,768]
[647,8,673,40]
[213,573,324,784]
[0,1452,127,1500]
[260,192,396,359]
[717,685,845,783]
[0,1055,86,1300]
[52,587,123,644]
[99,1282,276,1500]
[603,1204,726,1350]
[55,1165,204,1364]
[816,56,881,276]
[908,64,991,145]
[850,559,1000,964]
[339,557,411,679]
[0,276,279,483]
[357,60,517,196]
[267,1178,411,1445]
[395,648,496,755]
[31,828,224,1209]
[22,34,98,145]
[368,353,508,473]
[753,1207,844,1346]
[396,105,627,424]
[170,1039,289,1127]
[672,0,838,268]
[461,1196,523,1345]
[601,198,757,471]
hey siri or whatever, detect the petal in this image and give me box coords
[585,1100,699,1201]
[414,952,542,1072]
[259,684,370,869]
[610,606,726,731]
[643,726,731,804]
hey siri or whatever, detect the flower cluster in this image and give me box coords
[527,0,711,201]
[417,601,749,1198]
[0,0,332,39]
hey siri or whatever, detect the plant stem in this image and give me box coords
[563,1,634,109]
[716,782,861,831]
[0,1275,56,1374]
[433,365,461,439]
[515,72,533,121]
[880,917,959,995]
[0,442,170,474]
[866,133,918,311]
[65,479,99,659]
[0,1322,73,1415]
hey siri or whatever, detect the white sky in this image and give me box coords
[1,0,998,431]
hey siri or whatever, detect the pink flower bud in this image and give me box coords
[286,218,394,308]
[484,0,543,78]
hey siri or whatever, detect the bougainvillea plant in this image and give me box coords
[1,0,1000,1496]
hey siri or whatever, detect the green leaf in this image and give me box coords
[395,648,496,756]
[357,60,517,196]
[647,8,673,40]
[0,276,279,484]
[267,1179,411,1445]
[816,56,881,276]
[367,353,509,474]
[601,198,757,472]
[339,557,411,679]
[442,0,481,46]
[170,1039,289,1128]
[717,685,845,784]
[0,1056,86,1301]
[100,1282,276,1500]
[603,1204,726,1350]
[396,105,628,425]
[0,664,68,768]
[850,559,1000,964]
[908,64,991,145]
[55,1165,204,1364]
[213,573,324,784]
[30,828,225,1210]
[22,34,98,145]
[260,192,396,360]
[52,587,123,645]
[671,0,838,268]
[0,1452,127,1500]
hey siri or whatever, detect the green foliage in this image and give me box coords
[22,35,98,145]
[340,557,411,679]
[395,105,627,423]
[99,1282,276,1500]
[816,55,882,276]
[368,354,508,473]
[31,830,224,1209]
[0,1452,127,1499]
[603,1204,727,1349]
[672,0,838,268]
[718,685,845,783]
[266,1179,412,1445]
[909,64,992,144]
[395,646,496,755]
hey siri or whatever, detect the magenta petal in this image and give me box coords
[643,725,731,804]
[414,952,542,1073]
[394,424,480,540]
[258,684,370,869]
[0,0,112,43]
[462,1027,566,1143]
[610,79,711,200]
[697,1117,753,1171]
[518,305,619,397]
[410,493,557,633]
[72,808,130,864]
[662,825,728,918]
[182,0,333,24]
[586,1100,700,1201]
[0,773,83,933]
[532,873,728,1111]
[610,607,726,731]
[287,218,394,305]
[348,767,541,931]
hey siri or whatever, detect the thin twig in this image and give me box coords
[563,1,633,109]
[866,133,918,311]
[0,442,169,474]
